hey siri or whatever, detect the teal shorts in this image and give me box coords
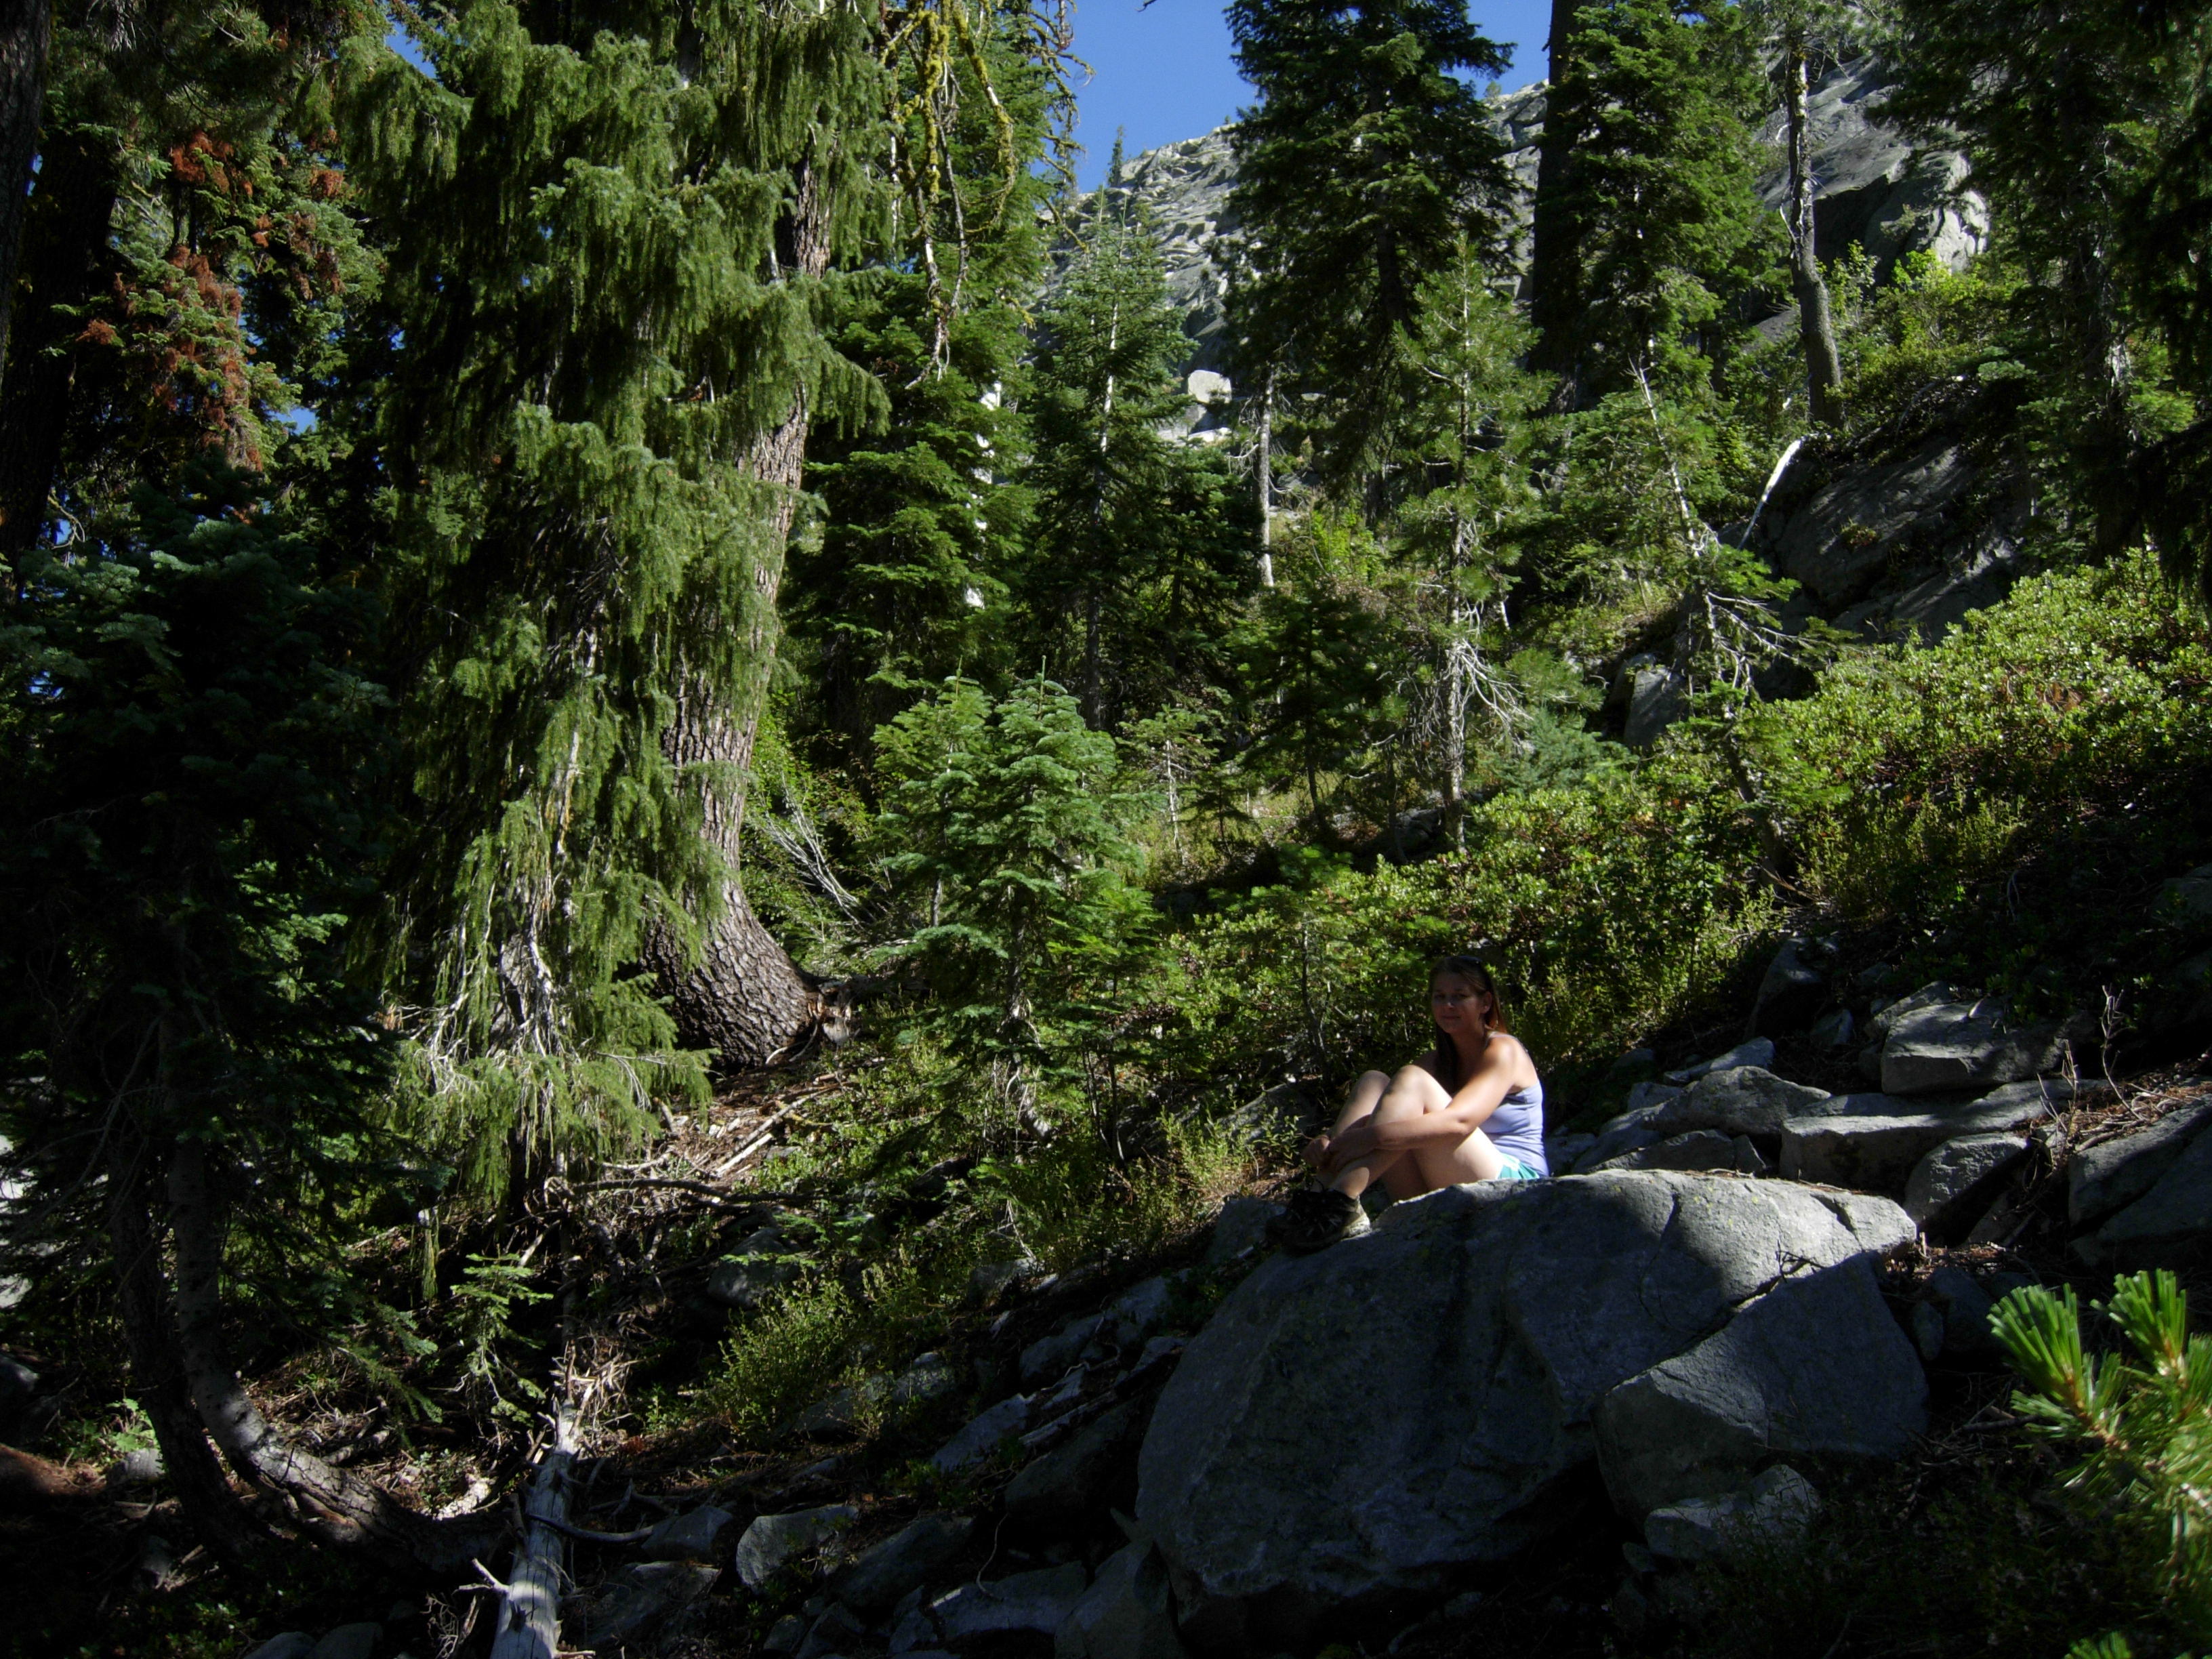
[1494,1158,1546,1181]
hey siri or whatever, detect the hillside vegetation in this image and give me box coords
[1,0,2209,1656]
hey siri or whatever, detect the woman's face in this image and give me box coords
[1431,973,1493,1038]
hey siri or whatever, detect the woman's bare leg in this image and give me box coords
[1327,1064,1510,1198]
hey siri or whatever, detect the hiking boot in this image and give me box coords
[1266,1187,1372,1254]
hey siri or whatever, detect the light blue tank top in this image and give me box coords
[1486,1079,1548,1175]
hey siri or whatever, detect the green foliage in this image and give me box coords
[0,464,393,1352]
[1534,0,1774,398]
[1994,1271,2212,1641]
[445,1252,554,1425]
[1750,550,2212,1015]
[1225,0,1511,481]
[871,676,1155,1099]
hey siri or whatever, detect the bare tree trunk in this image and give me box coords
[164,1133,501,1574]
[1785,48,1845,427]
[0,125,113,577]
[1255,363,1276,588]
[489,1402,577,1659]
[104,1128,262,1563]
[1527,0,1584,391]
[0,0,53,382]
[647,162,830,1071]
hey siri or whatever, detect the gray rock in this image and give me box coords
[1665,1039,1777,1084]
[1221,1080,1324,1143]
[1771,441,1978,609]
[1911,1300,1946,1363]
[1206,1197,1284,1265]
[970,1258,1043,1305]
[306,1627,380,1659]
[1055,1540,1189,1659]
[1592,1130,1742,1174]
[796,1601,869,1659]
[763,1614,808,1655]
[240,1638,315,1659]
[2155,866,2212,924]
[1880,998,2083,1096]
[1135,1172,1911,1613]
[929,1563,1090,1643]
[1106,1279,1174,1347]
[1780,1094,2055,1191]
[644,1504,734,1562]
[1750,939,1831,1038]
[1648,1067,1833,1139]
[1905,1131,2028,1231]
[1733,1136,1771,1176]
[1544,1132,1598,1172]
[1594,1257,1926,1520]
[106,1444,164,1489]
[1006,1399,1145,1527]
[1624,661,1689,750]
[2070,1101,2212,1226]
[1624,1080,1685,1113]
[1643,1466,1820,1565]
[1023,1316,1105,1386]
[831,1513,977,1618]
[0,1354,37,1414]
[733,1505,859,1591]
[1866,983,1961,1043]
[2082,1124,2212,1265]
[930,1395,1032,1473]
[571,1562,719,1651]
[1809,1008,1856,1050]
[1572,1113,1665,1172]
[891,1353,962,1411]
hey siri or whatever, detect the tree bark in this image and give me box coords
[489,1401,577,1659]
[104,1128,264,1563]
[164,1133,501,1574]
[0,0,53,383]
[0,123,114,576]
[1254,363,1275,588]
[1785,48,1845,427]
[647,161,830,1071]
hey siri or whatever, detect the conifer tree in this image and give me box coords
[1224,0,1511,485]
[1528,0,1767,401]
[1023,165,1200,725]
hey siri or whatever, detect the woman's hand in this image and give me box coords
[1317,1118,1378,1172]
[1301,1133,1332,1171]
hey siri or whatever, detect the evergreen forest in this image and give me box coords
[3,0,2212,1654]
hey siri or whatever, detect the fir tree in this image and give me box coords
[1528,0,1769,402]
[1023,169,1205,726]
[1224,0,1511,485]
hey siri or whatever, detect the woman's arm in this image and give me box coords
[1365,1042,1522,1152]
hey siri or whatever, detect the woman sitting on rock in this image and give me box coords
[1271,956,1547,1253]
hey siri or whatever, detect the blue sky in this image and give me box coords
[1067,0,1557,188]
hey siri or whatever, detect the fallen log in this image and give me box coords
[489,1401,580,1659]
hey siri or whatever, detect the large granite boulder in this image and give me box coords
[1134,1173,1912,1641]
[1779,1088,2059,1191]
[1879,998,2084,1096]
[2076,1110,2212,1266]
[2069,1101,2212,1227]
[1594,1257,1926,1519]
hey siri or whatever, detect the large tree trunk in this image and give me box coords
[0,0,53,382]
[163,1132,501,1574]
[489,1402,577,1659]
[0,123,113,575]
[1784,49,1845,427]
[647,162,831,1071]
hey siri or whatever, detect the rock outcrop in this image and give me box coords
[1134,1172,1914,1640]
